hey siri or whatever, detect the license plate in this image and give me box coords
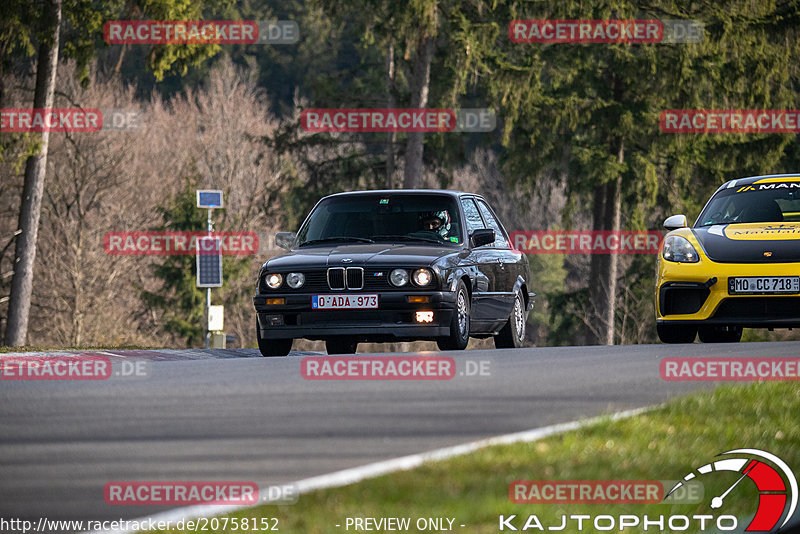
[312,294,378,309]
[728,276,800,295]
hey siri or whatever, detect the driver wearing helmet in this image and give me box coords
[418,210,452,240]
[421,215,445,231]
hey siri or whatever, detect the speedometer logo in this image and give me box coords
[666,449,797,532]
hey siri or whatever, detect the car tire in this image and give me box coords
[256,320,292,357]
[326,338,358,354]
[437,280,470,351]
[657,323,697,344]
[494,290,526,349]
[697,325,743,343]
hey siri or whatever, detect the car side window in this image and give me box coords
[476,200,510,249]
[461,198,484,235]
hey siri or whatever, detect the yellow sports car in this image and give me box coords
[656,174,800,343]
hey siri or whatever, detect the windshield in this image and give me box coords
[296,194,463,246]
[696,183,800,226]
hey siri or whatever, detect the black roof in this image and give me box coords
[717,173,800,192]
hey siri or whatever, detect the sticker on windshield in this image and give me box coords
[723,223,800,240]
[735,182,800,193]
[379,198,389,204]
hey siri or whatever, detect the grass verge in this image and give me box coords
[147,382,799,534]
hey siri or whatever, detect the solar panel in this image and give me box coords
[196,189,224,209]
[196,236,222,287]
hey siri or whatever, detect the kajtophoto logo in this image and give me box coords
[666,448,797,532]
[499,448,797,532]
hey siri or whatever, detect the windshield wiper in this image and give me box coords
[371,234,446,244]
[298,236,374,247]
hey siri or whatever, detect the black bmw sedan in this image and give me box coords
[253,190,535,355]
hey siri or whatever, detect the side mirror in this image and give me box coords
[470,228,495,248]
[663,215,688,230]
[275,232,296,250]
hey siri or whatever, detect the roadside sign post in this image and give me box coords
[196,190,224,349]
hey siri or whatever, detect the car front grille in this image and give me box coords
[659,283,710,316]
[327,268,345,290]
[713,297,800,320]
[326,267,363,290]
[346,267,364,290]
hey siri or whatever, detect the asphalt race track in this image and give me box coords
[2,342,799,526]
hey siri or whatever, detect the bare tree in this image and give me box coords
[402,35,435,189]
[384,39,396,189]
[5,0,61,346]
[151,59,287,347]
[33,65,148,345]
[2,59,288,349]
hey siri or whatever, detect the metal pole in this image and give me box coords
[205,208,213,349]
[205,287,211,348]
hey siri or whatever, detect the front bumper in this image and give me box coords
[656,258,800,327]
[254,291,456,340]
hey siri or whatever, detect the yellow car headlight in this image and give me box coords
[663,235,699,263]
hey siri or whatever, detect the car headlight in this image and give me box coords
[265,273,284,289]
[286,272,305,289]
[390,269,409,287]
[412,268,433,287]
[663,235,700,263]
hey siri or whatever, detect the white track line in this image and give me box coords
[88,406,653,533]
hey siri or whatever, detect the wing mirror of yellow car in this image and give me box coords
[663,214,688,230]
